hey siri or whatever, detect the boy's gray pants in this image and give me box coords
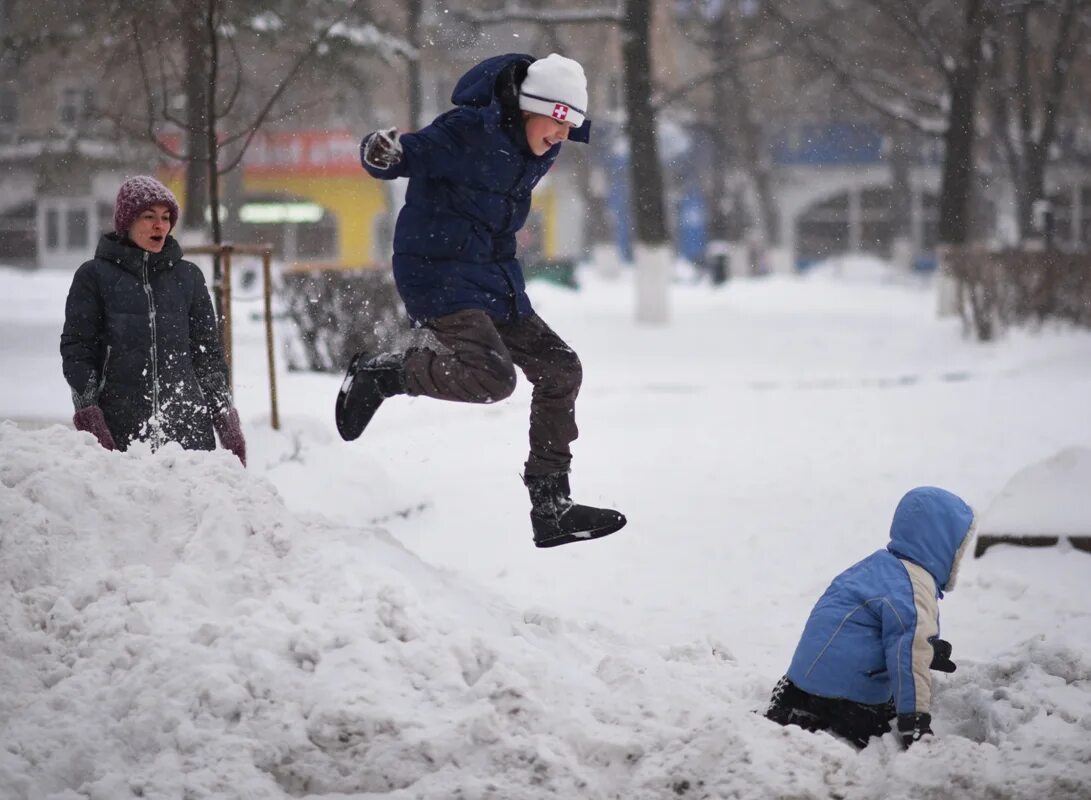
[402,309,581,478]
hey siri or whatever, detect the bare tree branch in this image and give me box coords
[457,4,623,26]
[216,24,245,120]
[129,19,187,160]
[769,3,947,133]
[656,44,785,108]
[870,0,950,75]
[1039,0,1088,150]
[216,0,367,175]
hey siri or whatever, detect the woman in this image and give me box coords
[60,175,246,464]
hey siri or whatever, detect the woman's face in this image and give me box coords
[523,112,575,156]
[129,205,172,253]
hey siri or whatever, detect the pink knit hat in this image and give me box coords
[113,176,180,237]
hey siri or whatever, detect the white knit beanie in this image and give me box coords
[518,53,588,128]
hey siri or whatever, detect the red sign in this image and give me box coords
[244,131,360,176]
[158,131,363,176]
[552,103,569,121]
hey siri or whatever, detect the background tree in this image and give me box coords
[621,0,672,322]
[665,1,791,275]
[771,0,994,247]
[986,0,1091,244]
[114,0,408,314]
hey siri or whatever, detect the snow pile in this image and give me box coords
[0,423,743,799]
[977,447,1091,536]
[802,253,924,286]
[3,423,1091,799]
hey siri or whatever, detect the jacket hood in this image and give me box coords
[450,53,590,144]
[95,232,183,275]
[452,53,533,109]
[887,486,974,592]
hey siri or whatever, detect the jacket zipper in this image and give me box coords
[97,345,112,394]
[498,157,534,319]
[141,251,160,423]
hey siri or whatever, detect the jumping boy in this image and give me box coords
[336,53,626,549]
[765,486,975,748]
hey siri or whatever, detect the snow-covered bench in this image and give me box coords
[975,448,1091,558]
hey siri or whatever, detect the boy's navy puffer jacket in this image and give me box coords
[362,53,590,324]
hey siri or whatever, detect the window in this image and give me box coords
[98,202,114,236]
[0,201,38,265]
[42,201,97,253]
[45,208,60,249]
[0,87,16,125]
[66,208,88,249]
[59,87,94,126]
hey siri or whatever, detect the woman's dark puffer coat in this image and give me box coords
[60,233,231,451]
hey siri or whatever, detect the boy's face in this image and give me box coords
[523,112,576,156]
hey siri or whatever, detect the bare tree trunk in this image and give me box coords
[727,73,778,249]
[182,3,210,233]
[886,122,912,238]
[192,0,226,327]
[407,0,423,130]
[205,0,223,249]
[1012,0,1081,243]
[743,123,781,248]
[705,12,733,250]
[622,0,671,322]
[938,0,989,246]
[621,0,668,246]
[886,120,914,270]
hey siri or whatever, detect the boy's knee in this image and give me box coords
[565,353,583,393]
[477,349,518,402]
[551,350,582,395]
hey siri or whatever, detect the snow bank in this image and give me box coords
[978,447,1091,536]
[3,423,1091,799]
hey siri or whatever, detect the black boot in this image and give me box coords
[335,351,407,441]
[524,472,626,548]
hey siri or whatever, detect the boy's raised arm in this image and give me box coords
[361,111,477,181]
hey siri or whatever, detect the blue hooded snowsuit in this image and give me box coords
[361,53,590,324]
[786,487,974,717]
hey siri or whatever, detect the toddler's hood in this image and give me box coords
[887,486,974,592]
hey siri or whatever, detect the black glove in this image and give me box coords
[930,638,957,673]
[363,127,402,169]
[897,712,933,748]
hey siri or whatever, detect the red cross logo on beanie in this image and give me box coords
[552,103,569,121]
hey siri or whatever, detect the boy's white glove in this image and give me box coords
[363,127,402,169]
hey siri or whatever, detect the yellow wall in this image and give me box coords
[537,186,557,259]
[166,173,559,266]
[164,174,386,269]
[245,174,385,268]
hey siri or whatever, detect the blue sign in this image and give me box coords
[773,123,885,166]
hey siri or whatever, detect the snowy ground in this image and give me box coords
[2,255,1091,799]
